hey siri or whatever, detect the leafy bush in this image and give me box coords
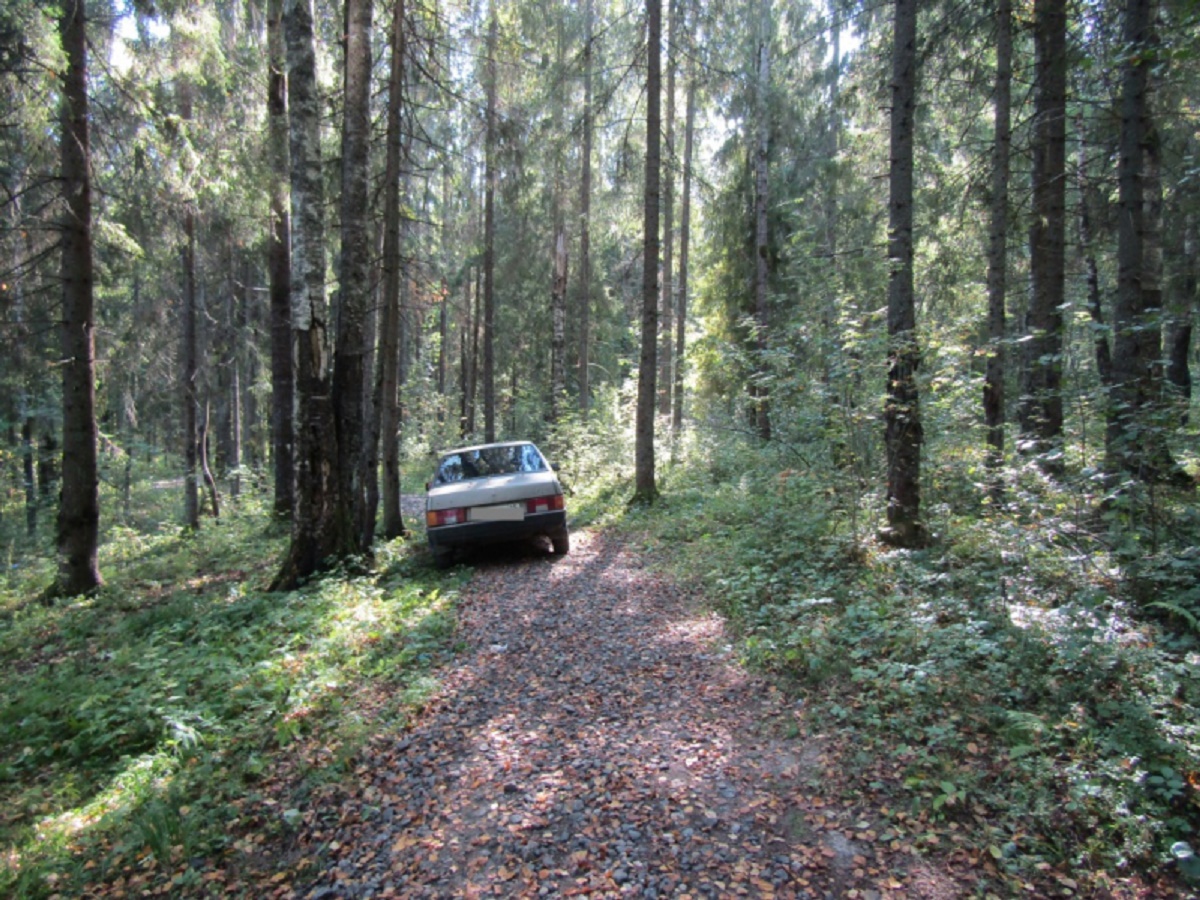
[640,428,1200,889]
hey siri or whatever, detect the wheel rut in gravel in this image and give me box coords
[297,529,955,899]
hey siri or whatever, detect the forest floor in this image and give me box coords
[229,528,991,899]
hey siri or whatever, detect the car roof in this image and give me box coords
[435,440,539,458]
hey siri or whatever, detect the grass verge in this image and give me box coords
[0,492,465,899]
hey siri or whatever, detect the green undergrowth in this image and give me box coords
[0,490,466,899]
[630,439,1200,893]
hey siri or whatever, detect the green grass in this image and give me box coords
[0,484,465,899]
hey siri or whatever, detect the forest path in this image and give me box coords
[292,529,960,899]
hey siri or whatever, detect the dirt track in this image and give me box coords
[290,529,962,899]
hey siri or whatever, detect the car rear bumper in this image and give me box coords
[426,510,567,550]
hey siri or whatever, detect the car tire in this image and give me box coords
[550,527,570,556]
[431,546,455,569]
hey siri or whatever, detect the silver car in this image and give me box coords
[424,441,569,567]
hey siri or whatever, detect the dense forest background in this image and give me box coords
[2,0,1200,895]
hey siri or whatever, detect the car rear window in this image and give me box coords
[434,444,547,483]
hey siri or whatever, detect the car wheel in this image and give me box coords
[431,546,455,569]
[550,527,570,556]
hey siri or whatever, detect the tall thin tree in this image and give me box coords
[673,53,695,433]
[634,0,661,503]
[483,5,498,442]
[751,0,771,441]
[52,0,102,598]
[578,0,594,417]
[179,78,200,531]
[983,0,1012,487]
[1019,0,1067,475]
[373,0,408,539]
[881,0,928,548]
[659,0,677,416]
[267,0,294,519]
[1107,0,1190,486]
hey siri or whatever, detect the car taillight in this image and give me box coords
[427,507,467,527]
[525,494,564,514]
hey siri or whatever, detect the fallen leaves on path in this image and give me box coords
[262,531,969,899]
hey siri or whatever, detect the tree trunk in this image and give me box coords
[483,6,498,442]
[983,0,1012,481]
[578,0,594,418]
[180,80,200,532]
[674,61,695,433]
[23,417,35,536]
[272,0,340,591]
[633,0,661,504]
[1019,0,1067,475]
[550,12,567,426]
[1107,0,1190,487]
[200,401,220,519]
[375,0,407,540]
[751,0,771,441]
[659,0,677,417]
[1076,114,1114,389]
[880,0,928,548]
[267,0,294,520]
[1166,211,1194,421]
[52,0,103,598]
[334,0,374,553]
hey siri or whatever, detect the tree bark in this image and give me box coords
[578,0,594,418]
[1018,0,1067,474]
[1166,211,1195,420]
[267,0,294,520]
[272,0,340,591]
[673,59,695,433]
[1107,0,1190,486]
[334,0,374,553]
[633,0,661,504]
[550,12,567,426]
[483,6,498,442]
[53,0,103,597]
[179,80,200,531]
[983,0,1012,480]
[751,0,771,441]
[1076,115,1113,389]
[880,0,928,548]
[375,0,408,540]
[659,0,677,417]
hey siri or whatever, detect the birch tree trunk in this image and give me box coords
[267,0,294,519]
[272,0,340,590]
[674,52,695,433]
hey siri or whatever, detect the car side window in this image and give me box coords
[518,443,546,473]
